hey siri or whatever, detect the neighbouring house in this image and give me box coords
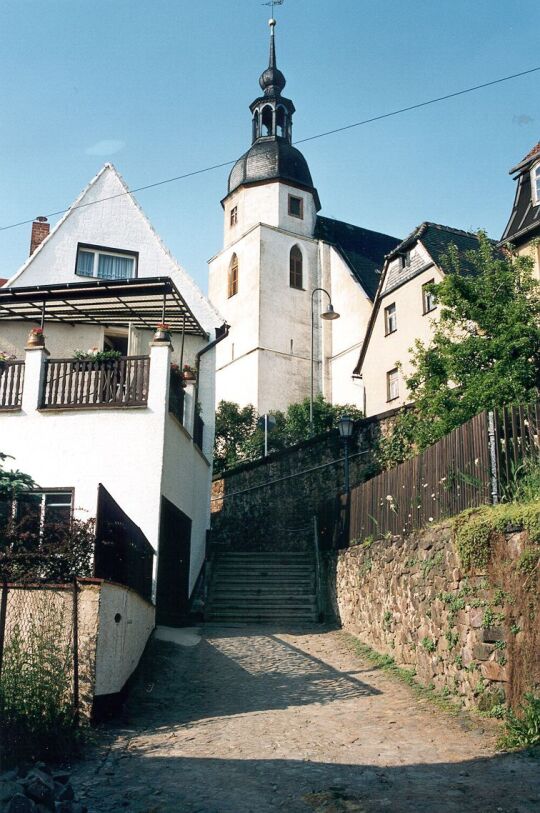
[353,223,483,417]
[208,20,400,415]
[500,140,540,279]
[0,163,225,634]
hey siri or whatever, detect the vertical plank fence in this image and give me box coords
[41,356,150,408]
[345,400,540,546]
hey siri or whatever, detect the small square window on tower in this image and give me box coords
[288,195,304,219]
[230,206,238,227]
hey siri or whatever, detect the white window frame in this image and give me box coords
[75,245,137,280]
[384,303,397,335]
[531,162,540,205]
[387,368,399,402]
[422,280,437,315]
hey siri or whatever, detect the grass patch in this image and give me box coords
[498,692,540,751]
[340,632,460,715]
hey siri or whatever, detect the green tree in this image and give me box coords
[213,401,259,474]
[379,234,540,467]
[0,452,34,499]
[213,395,364,473]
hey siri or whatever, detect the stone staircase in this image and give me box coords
[205,550,319,623]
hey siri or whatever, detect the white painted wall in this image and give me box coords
[361,262,443,416]
[94,582,155,697]
[7,165,222,343]
[1,340,213,603]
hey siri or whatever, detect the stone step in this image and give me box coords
[210,587,315,598]
[205,610,317,624]
[213,566,314,574]
[208,597,317,608]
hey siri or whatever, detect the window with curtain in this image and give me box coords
[289,245,303,289]
[228,254,239,298]
[75,245,136,280]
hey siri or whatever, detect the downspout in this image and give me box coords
[194,321,230,409]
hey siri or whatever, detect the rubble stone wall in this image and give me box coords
[328,521,539,710]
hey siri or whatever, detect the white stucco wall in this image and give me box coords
[0,341,214,602]
[517,240,540,281]
[7,165,222,343]
[93,581,155,697]
[361,262,443,417]
[223,180,317,247]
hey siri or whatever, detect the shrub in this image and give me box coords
[0,595,83,765]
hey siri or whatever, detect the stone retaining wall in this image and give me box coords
[211,412,397,551]
[328,521,539,710]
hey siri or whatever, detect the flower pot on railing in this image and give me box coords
[154,323,171,343]
[182,365,196,384]
[26,328,45,348]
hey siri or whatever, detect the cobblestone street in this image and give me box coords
[72,625,539,813]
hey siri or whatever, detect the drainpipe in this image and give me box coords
[194,322,230,410]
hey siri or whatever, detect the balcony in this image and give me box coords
[0,360,25,410]
[41,356,150,409]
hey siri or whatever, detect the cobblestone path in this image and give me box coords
[73,625,539,813]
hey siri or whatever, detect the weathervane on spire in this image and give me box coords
[263,0,283,24]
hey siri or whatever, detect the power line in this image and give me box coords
[1,65,538,235]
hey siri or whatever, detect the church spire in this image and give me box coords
[251,19,294,143]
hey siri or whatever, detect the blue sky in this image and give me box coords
[0,0,539,292]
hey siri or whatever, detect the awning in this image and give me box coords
[0,277,206,336]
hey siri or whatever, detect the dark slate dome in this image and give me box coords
[228,138,315,196]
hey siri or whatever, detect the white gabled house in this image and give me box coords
[0,163,225,628]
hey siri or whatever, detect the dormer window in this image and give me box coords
[399,252,411,270]
[532,162,540,205]
[75,244,136,280]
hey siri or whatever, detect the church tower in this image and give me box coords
[208,19,324,414]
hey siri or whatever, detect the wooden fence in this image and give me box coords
[348,401,540,544]
[41,356,150,409]
[0,361,24,410]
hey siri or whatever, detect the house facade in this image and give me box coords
[500,141,540,279]
[208,20,400,415]
[0,164,224,626]
[354,223,483,417]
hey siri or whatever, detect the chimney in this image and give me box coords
[30,216,50,255]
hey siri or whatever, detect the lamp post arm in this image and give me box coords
[310,287,333,432]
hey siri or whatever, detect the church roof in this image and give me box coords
[228,138,319,205]
[500,141,540,246]
[315,216,401,300]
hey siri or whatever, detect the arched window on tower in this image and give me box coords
[276,106,287,138]
[252,111,259,141]
[228,254,239,298]
[289,245,303,290]
[261,105,274,136]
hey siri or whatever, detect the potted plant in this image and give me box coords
[0,350,15,373]
[183,363,197,384]
[154,323,171,343]
[170,362,185,387]
[27,327,45,348]
[73,349,122,370]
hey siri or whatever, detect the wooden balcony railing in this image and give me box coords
[0,361,24,410]
[41,356,150,409]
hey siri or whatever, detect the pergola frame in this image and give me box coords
[0,277,207,336]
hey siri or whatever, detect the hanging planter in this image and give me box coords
[27,327,45,348]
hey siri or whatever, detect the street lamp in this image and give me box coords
[310,287,340,431]
[338,415,355,493]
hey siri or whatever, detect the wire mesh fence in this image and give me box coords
[0,578,80,765]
